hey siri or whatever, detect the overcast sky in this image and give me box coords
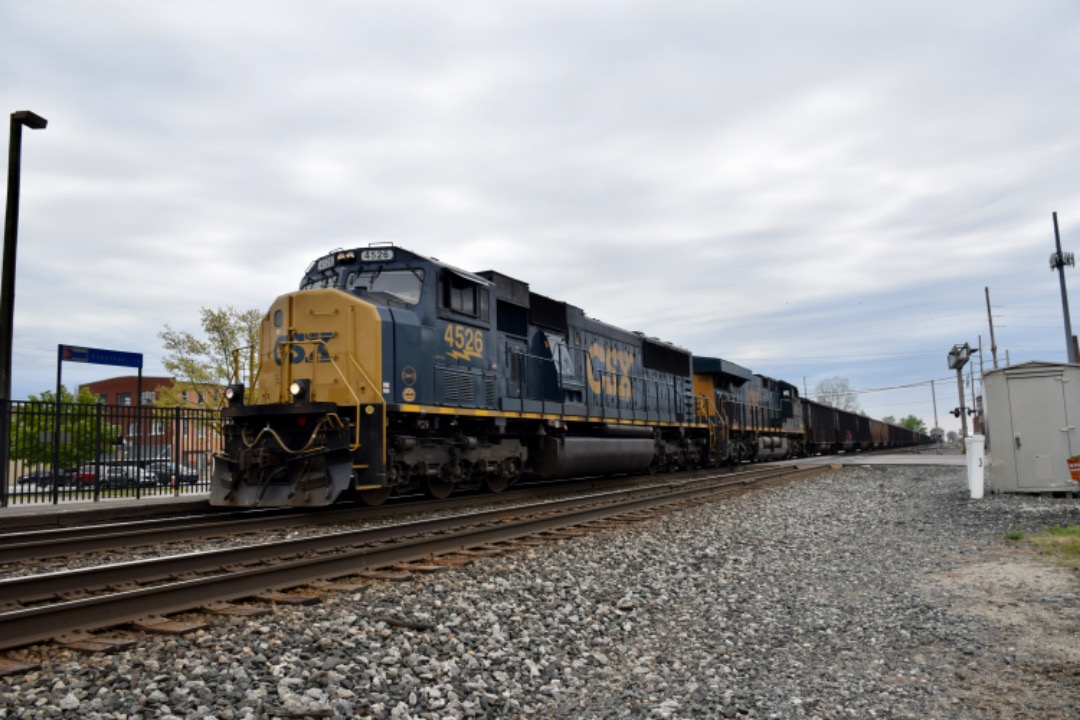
[2,1,1078,434]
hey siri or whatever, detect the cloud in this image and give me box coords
[1,0,1078,433]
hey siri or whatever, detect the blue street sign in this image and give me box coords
[58,345,143,369]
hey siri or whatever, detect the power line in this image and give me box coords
[812,375,957,399]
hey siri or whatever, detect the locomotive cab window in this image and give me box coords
[346,269,425,306]
[781,388,794,418]
[441,272,489,319]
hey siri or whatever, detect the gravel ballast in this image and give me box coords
[1,463,1078,719]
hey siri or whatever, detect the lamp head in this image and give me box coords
[12,111,47,130]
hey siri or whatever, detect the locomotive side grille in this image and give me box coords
[442,369,476,405]
[485,377,497,408]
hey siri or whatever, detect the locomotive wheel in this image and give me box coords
[359,487,391,506]
[485,458,520,494]
[424,475,455,500]
[483,476,510,494]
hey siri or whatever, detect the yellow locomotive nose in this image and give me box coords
[211,288,388,508]
[258,289,384,408]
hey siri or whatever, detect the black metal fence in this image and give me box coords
[2,401,220,506]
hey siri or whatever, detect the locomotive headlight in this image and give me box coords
[224,383,245,406]
[289,379,311,401]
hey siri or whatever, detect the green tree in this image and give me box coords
[813,376,861,413]
[9,386,122,468]
[881,415,897,425]
[159,306,262,407]
[899,414,927,434]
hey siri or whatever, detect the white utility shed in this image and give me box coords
[983,361,1080,493]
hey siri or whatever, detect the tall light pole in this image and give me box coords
[0,110,48,502]
[1050,212,1076,364]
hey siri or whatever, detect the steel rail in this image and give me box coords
[0,466,823,651]
[0,472,741,604]
[0,509,294,563]
[0,506,372,565]
[0,465,784,564]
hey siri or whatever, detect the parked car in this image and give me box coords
[75,466,101,485]
[97,465,158,489]
[16,468,79,489]
[145,461,201,486]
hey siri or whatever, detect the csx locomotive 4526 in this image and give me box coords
[211,245,926,508]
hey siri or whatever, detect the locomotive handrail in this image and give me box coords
[276,335,374,452]
[313,345,362,450]
[347,354,385,455]
[313,340,370,452]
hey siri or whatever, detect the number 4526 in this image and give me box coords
[444,324,484,361]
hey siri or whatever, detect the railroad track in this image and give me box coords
[0,464,829,653]
[0,464,788,565]
[0,447,904,562]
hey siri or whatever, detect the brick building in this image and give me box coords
[79,376,219,470]
[80,375,174,407]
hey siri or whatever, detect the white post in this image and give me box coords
[965,434,985,499]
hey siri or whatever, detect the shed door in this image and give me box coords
[1007,374,1071,488]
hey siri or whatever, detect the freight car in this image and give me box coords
[211,244,928,508]
[797,399,920,455]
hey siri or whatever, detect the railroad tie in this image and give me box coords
[356,570,412,582]
[201,602,273,617]
[56,631,138,654]
[543,528,590,537]
[428,555,477,568]
[131,615,208,635]
[309,580,368,592]
[453,547,504,557]
[0,658,39,676]
[389,563,446,574]
[253,592,322,606]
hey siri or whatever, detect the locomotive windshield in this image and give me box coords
[299,248,427,306]
[345,268,425,306]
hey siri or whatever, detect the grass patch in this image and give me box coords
[1025,526,1080,572]
[1005,530,1024,541]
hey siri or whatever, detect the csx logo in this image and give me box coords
[587,341,635,400]
[274,332,334,365]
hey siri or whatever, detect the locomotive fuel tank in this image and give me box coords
[755,435,791,460]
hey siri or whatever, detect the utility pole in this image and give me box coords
[984,287,999,369]
[931,379,939,430]
[1050,212,1077,364]
[930,379,943,448]
[972,362,980,425]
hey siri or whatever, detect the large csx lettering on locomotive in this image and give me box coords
[273,332,334,365]
[587,341,635,400]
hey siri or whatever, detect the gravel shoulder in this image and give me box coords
[1,464,1078,719]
